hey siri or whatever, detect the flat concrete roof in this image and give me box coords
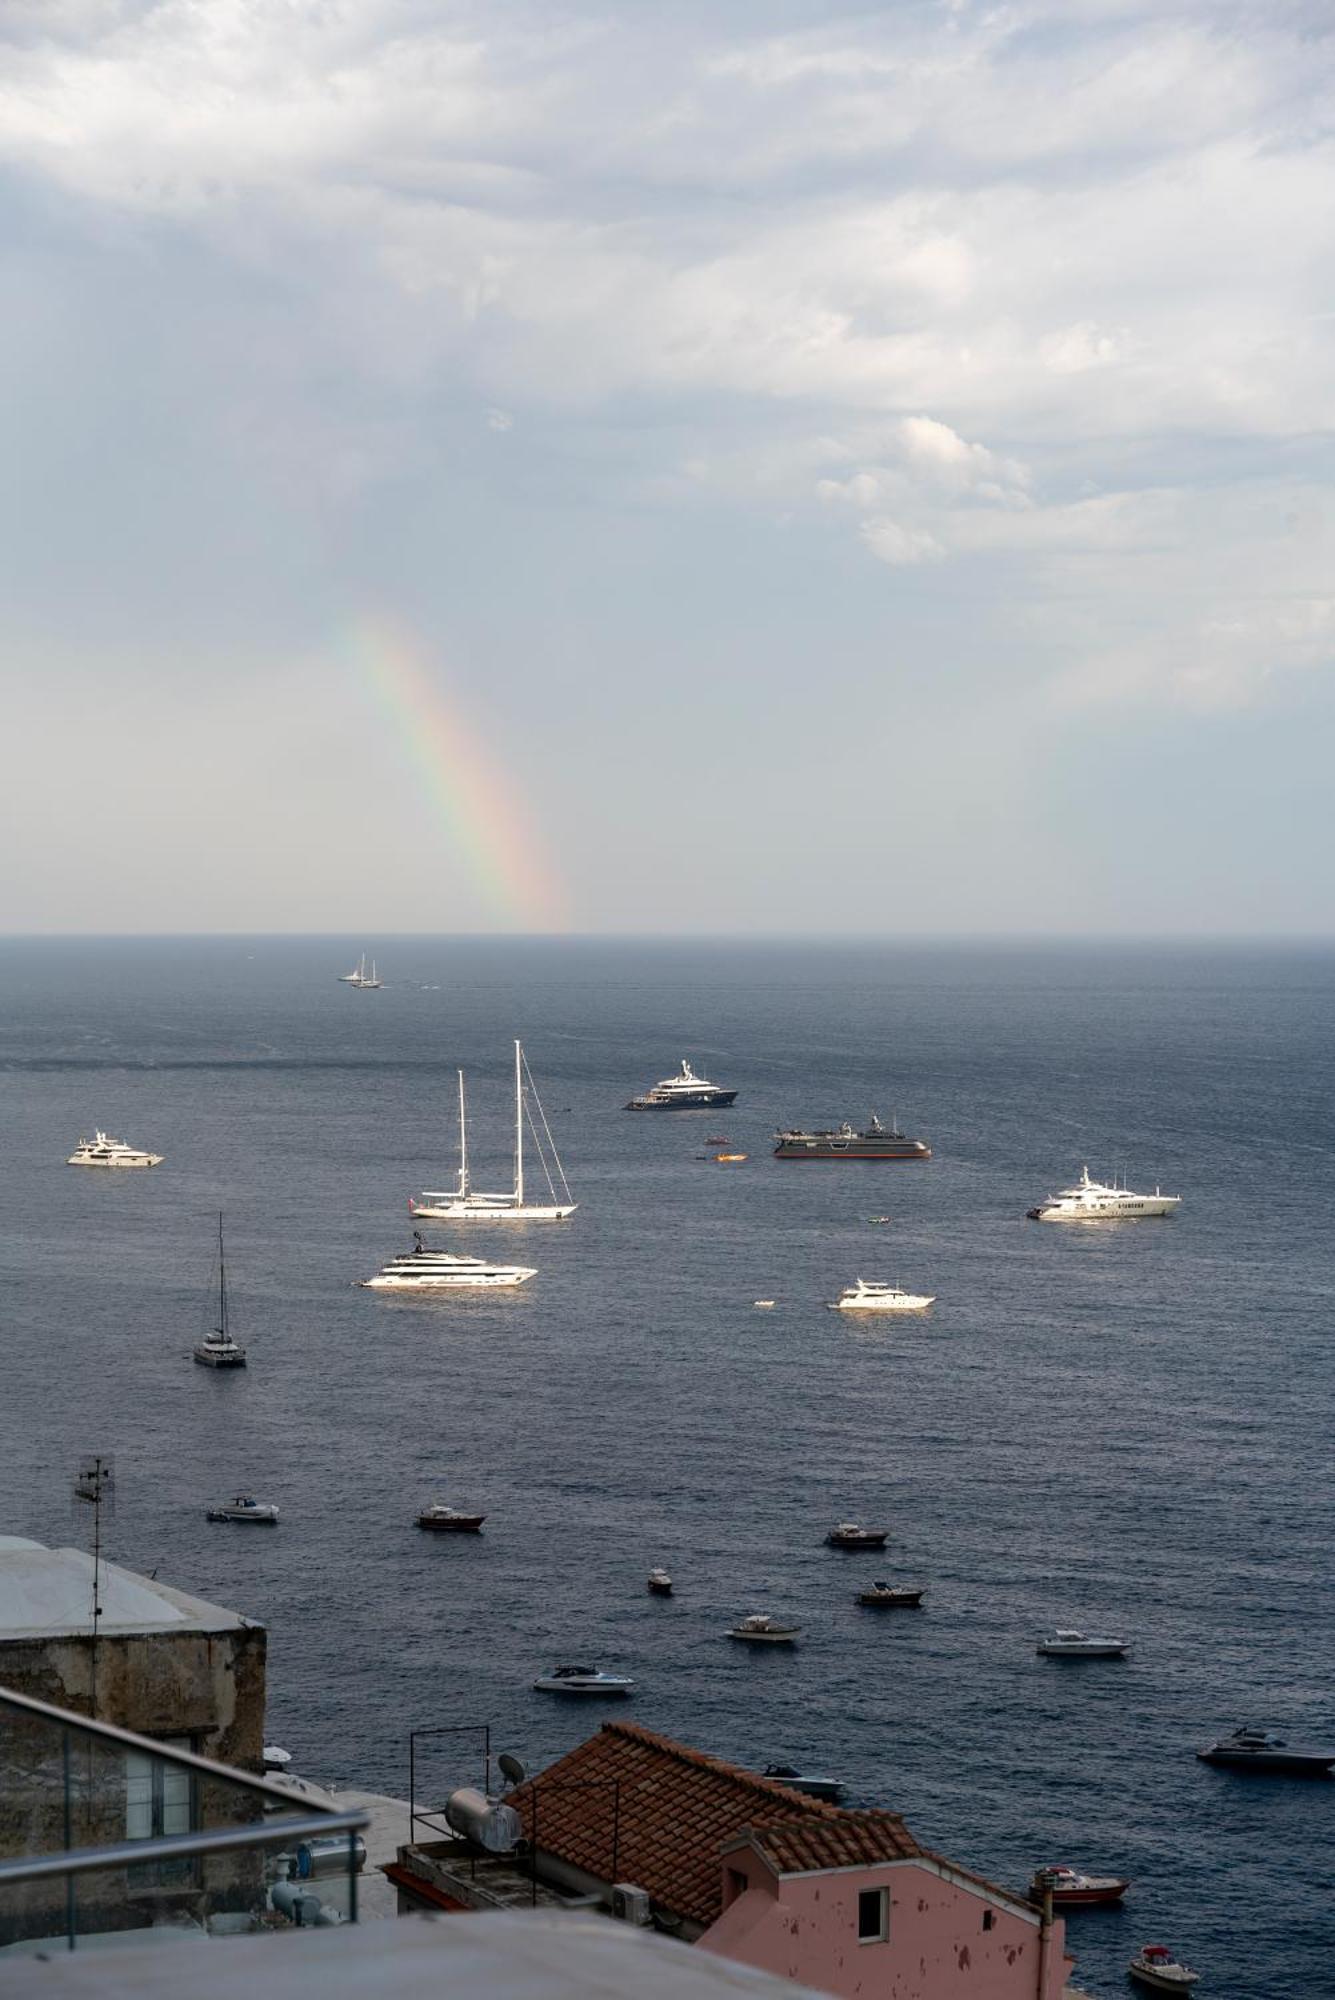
[0,1537,254,1642]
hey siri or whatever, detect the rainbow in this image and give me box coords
[347,615,570,931]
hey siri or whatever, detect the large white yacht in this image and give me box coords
[67,1131,163,1169]
[1027,1167,1181,1222]
[625,1060,737,1110]
[410,1042,576,1221]
[828,1280,935,1313]
[339,953,383,989]
[362,1233,536,1291]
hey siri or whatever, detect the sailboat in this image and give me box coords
[410,1041,576,1221]
[193,1215,248,1368]
[338,953,383,989]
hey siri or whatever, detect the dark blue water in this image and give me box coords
[2,938,1332,1996]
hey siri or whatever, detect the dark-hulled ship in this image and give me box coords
[626,1059,737,1110]
[773,1114,930,1160]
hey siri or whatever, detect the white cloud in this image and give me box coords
[860,517,945,567]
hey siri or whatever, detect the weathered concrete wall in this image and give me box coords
[0,1624,267,1946]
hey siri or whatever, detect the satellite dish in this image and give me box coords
[498,1752,526,1788]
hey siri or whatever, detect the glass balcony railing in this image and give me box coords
[0,1685,368,1956]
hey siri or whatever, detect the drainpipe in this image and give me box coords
[1036,1882,1054,2000]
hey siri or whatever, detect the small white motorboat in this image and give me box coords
[532,1665,635,1696]
[1128,1944,1200,1991]
[728,1614,800,1644]
[416,1504,486,1532]
[828,1279,935,1313]
[762,1765,843,1802]
[1037,1628,1129,1658]
[647,1568,673,1596]
[206,1495,279,1524]
[753,1299,776,1309]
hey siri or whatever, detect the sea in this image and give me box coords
[1,936,1332,1998]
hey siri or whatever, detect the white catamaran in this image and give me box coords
[410,1041,576,1222]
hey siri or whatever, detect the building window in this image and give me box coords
[727,1868,749,1903]
[858,1887,888,1942]
[983,1909,996,1931]
[125,1740,195,1841]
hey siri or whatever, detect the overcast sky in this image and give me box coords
[3,0,1333,935]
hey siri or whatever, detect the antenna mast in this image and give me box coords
[73,1455,115,1719]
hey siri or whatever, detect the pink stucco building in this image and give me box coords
[495,1722,1076,2000]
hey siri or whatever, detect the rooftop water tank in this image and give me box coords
[444,1787,522,1853]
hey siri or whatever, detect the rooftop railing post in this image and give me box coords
[347,1829,359,1925]
[61,1725,75,1952]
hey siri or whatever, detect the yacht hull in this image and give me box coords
[194,1348,247,1369]
[364,1271,535,1290]
[626,1091,737,1110]
[1030,1199,1181,1221]
[410,1201,576,1221]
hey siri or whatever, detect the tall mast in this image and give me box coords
[457,1070,469,1197]
[514,1039,524,1207]
[217,1212,227,1339]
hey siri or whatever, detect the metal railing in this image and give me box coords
[0,1684,369,1951]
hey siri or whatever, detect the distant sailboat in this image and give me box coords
[194,1214,247,1369]
[339,953,383,989]
[410,1041,576,1221]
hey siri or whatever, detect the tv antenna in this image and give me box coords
[72,1454,115,1718]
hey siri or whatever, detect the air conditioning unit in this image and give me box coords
[611,1883,653,1926]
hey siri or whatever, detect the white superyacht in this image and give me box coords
[1027,1167,1181,1222]
[362,1232,536,1291]
[410,1042,575,1222]
[828,1279,935,1313]
[67,1131,163,1169]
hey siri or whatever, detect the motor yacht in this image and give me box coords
[774,1114,930,1161]
[1027,1166,1181,1222]
[828,1280,935,1313]
[647,1569,673,1596]
[728,1614,800,1644]
[858,1583,924,1608]
[193,1214,247,1369]
[826,1522,888,1550]
[1196,1726,1335,1775]
[206,1496,279,1524]
[67,1131,162,1169]
[1030,1865,1130,1907]
[1129,1945,1200,1991]
[532,1665,635,1696]
[416,1504,486,1532]
[753,1299,776,1310]
[362,1234,536,1290]
[410,1044,576,1221]
[625,1060,737,1111]
[1037,1629,1129,1658]
[761,1765,843,1802]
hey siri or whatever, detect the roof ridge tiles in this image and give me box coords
[596,1719,846,1818]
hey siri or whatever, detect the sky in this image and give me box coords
[2,0,1333,936]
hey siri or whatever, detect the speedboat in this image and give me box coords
[417,1504,486,1532]
[532,1665,635,1696]
[728,1614,800,1644]
[67,1131,163,1169]
[828,1280,935,1313]
[712,1152,747,1163]
[1027,1166,1181,1222]
[409,1045,576,1221]
[363,1234,536,1290]
[1030,1864,1130,1907]
[625,1060,737,1111]
[647,1569,673,1595]
[762,1765,843,1802]
[826,1522,888,1550]
[1196,1726,1335,1775]
[1037,1629,1129,1658]
[1129,1945,1200,1991]
[753,1299,776,1310]
[193,1214,247,1369]
[858,1582,924,1608]
[206,1495,279,1524]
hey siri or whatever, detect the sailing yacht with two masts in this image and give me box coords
[338,953,383,989]
[410,1041,576,1222]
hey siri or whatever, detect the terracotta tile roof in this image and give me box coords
[504,1720,918,1929]
[745,1815,920,1876]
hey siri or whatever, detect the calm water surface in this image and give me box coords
[1,938,1332,1997]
